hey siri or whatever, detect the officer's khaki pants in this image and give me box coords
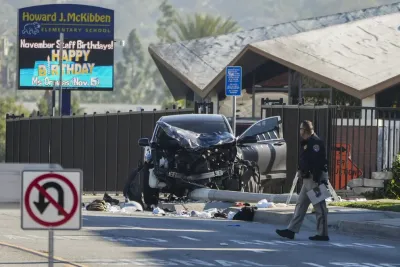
[287,178,328,236]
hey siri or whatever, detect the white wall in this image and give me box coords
[0,164,63,203]
[361,95,376,121]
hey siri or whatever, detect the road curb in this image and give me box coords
[337,220,400,240]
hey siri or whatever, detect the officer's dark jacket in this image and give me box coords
[299,134,328,181]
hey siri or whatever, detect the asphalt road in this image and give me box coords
[0,206,399,267]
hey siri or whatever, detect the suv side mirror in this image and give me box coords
[238,135,258,144]
[138,138,149,147]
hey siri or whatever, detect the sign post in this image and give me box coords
[225,66,242,136]
[58,32,64,116]
[21,170,82,266]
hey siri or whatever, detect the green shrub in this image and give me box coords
[386,154,400,200]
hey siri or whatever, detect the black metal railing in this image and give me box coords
[5,107,194,194]
[261,104,400,192]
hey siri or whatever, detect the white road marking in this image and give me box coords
[81,259,287,266]
[179,236,201,241]
[229,240,395,249]
[86,226,214,232]
[102,236,168,243]
[1,234,396,251]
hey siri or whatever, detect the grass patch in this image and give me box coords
[330,200,400,212]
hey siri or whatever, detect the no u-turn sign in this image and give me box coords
[21,170,82,230]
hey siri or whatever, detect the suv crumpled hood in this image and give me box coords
[157,121,236,151]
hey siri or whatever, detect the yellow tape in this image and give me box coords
[0,241,88,267]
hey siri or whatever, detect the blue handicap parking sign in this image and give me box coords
[225,66,242,97]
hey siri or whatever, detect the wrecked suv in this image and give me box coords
[133,114,287,207]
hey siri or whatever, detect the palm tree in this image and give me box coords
[167,13,241,42]
[157,0,241,43]
[154,0,242,107]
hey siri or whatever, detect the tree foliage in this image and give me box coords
[154,0,241,105]
[156,0,241,43]
[387,153,400,199]
[34,93,85,116]
[167,13,240,42]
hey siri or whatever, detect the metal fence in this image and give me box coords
[5,107,194,193]
[7,102,399,195]
[261,105,400,191]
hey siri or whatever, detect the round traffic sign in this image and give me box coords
[24,173,79,227]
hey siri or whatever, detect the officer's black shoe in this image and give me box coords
[309,235,329,241]
[276,229,295,240]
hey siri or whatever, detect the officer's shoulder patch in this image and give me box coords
[313,144,320,152]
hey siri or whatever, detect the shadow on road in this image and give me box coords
[80,214,282,265]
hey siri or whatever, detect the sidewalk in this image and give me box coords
[83,194,400,240]
[240,204,400,240]
[337,218,400,239]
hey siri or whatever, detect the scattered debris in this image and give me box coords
[121,201,144,212]
[213,211,228,219]
[86,200,109,211]
[153,207,166,215]
[109,206,121,213]
[103,193,120,205]
[256,199,276,208]
[227,211,237,220]
[232,205,257,221]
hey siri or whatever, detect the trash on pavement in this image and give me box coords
[213,211,228,219]
[191,210,211,218]
[109,205,121,213]
[86,200,108,211]
[232,205,257,221]
[175,210,191,217]
[227,211,237,220]
[153,207,166,215]
[103,193,120,205]
[122,201,144,211]
[256,199,276,208]
[118,201,144,213]
[186,208,219,219]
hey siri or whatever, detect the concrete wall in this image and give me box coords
[0,164,62,203]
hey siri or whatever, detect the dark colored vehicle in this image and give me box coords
[134,114,287,207]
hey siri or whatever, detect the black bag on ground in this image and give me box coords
[233,206,258,222]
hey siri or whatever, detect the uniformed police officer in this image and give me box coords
[276,120,329,241]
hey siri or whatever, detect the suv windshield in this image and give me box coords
[166,120,230,134]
